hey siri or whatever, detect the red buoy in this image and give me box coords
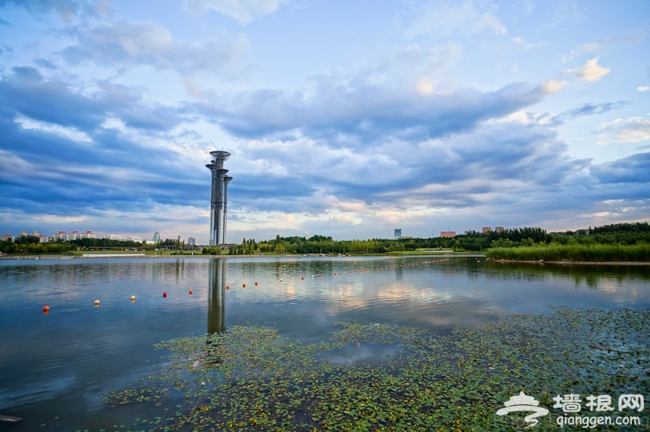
[189,289,193,295]
[226,285,230,290]
[43,305,50,313]
[163,292,167,298]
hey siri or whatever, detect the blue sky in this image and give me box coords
[0,0,649,243]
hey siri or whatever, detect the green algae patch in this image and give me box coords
[102,307,650,431]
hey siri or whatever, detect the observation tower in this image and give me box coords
[206,150,233,247]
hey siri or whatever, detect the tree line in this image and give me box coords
[201,223,650,255]
[3,222,648,255]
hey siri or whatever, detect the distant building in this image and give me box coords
[482,227,492,233]
[188,237,196,246]
[39,234,49,243]
[495,227,504,233]
[19,230,28,238]
[0,234,14,242]
[394,229,402,239]
[79,230,96,239]
[153,232,161,243]
[105,234,122,240]
[126,236,142,242]
[440,231,456,238]
[52,231,66,241]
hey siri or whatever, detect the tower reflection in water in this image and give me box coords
[207,259,226,334]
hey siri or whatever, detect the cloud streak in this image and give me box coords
[184,0,286,24]
[60,21,249,75]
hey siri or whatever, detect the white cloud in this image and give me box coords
[564,58,611,82]
[541,79,567,94]
[637,86,650,92]
[597,116,650,144]
[184,0,285,24]
[404,0,507,39]
[16,115,93,143]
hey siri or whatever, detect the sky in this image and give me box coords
[0,0,649,243]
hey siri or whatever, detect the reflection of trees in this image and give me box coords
[208,259,226,334]
[485,261,650,288]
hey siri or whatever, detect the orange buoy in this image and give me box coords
[226,285,230,289]
[131,296,136,301]
[163,292,167,298]
[43,305,50,313]
[255,282,258,286]
[340,272,342,275]
[94,300,100,306]
[189,289,193,295]
[302,276,304,280]
[243,283,246,288]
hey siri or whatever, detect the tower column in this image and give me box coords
[222,176,233,249]
[215,169,228,247]
[206,150,231,248]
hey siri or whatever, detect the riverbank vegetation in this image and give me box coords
[485,243,650,262]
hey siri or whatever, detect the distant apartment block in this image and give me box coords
[52,230,96,241]
[126,236,142,242]
[188,237,196,246]
[4,230,96,242]
[440,231,456,238]
[495,227,504,233]
[482,227,492,233]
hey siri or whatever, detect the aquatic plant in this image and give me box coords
[102,307,649,431]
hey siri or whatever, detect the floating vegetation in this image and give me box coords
[102,307,650,431]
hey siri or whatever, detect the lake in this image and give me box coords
[1,256,649,431]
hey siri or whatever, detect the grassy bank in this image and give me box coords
[486,243,650,262]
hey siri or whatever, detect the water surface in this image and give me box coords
[0,256,649,430]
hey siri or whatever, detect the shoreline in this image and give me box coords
[6,255,648,265]
[487,258,650,266]
[0,253,480,261]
